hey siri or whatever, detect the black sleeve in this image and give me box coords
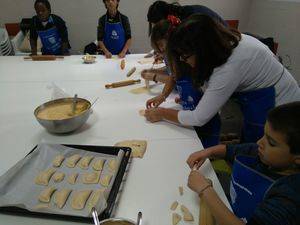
[29,16,38,41]
[97,16,106,41]
[54,15,69,43]
[121,14,131,40]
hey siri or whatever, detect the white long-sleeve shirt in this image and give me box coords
[178,34,300,126]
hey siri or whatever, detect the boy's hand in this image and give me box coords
[186,150,210,169]
[118,51,126,58]
[104,51,112,59]
[188,170,211,194]
[144,107,164,123]
[146,94,166,108]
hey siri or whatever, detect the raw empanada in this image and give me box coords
[35,168,56,186]
[71,190,92,210]
[180,205,194,221]
[52,172,65,183]
[92,158,105,171]
[172,213,182,225]
[108,159,117,171]
[115,140,147,158]
[82,172,101,184]
[67,173,78,185]
[100,174,112,187]
[170,201,178,211]
[78,156,94,169]
[52,155,65,167]
[38,187,56,203]
[87,189,106,210]
[54,189,72,208]
[65,154,81,168]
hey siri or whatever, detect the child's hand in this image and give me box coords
[175,96,182,104]
[118,51,126,58]
[144,107,164,123]
[146,94,166,108]
[141,69,155,81]
[105,51,112,59]
[186,150,211,169]
[188,170,212,194]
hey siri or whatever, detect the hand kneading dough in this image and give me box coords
[78,156,94,169]
[115,140,147,158]
[87,189,106,210]
[67,173,78,185]
[82,172,101,184]
[35,168,56,186]
[170,201,178,211]
[39,187,56,203]
[71,190,92,210]
[108,159,117,171]
[172,213,182,225]
[92,158,105,171]
[54,189,72,208]
[66,154,81,168]
[100,174,112,187]
[52,172,65,183]
[52,155,65,167]
[180,205,194,221]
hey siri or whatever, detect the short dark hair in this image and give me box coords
[34,0,51,11]
[167,14,241,85]
[267,101,300,155]
[102,0,120,9]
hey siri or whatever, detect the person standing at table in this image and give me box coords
[97,0,132,58]
[187,102,300,225]
[144,14,300,143]
[30,0,71,55]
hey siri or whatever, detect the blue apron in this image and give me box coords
[37,17,62,55]
[233,86,275,143]
[230,155,274,222]
[103,15,126,55]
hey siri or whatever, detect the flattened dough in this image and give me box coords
[129,86,149,94]
[78,156,94,169]
[87,188,106,210]
[108,159,117,171]
[172,213,182,225]
[92,158,105,171]
[52,155,65,167]
[82,171,101,184]
[170,201,178,211]
[54,189,72,208]
[71,190,92,210]
[66,154,81,168]
[181,204,194,221]
[67,173,78,185]
[35,168,56,186]
[115,140,147,158]
[52,172,65,183]
[100,174,112,187]
[39,187,56,203]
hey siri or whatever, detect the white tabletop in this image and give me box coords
[0,55,230,225]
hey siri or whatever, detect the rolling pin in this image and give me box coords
[105,79,141,89]
[24,55,64,61]
[126,67,136,77]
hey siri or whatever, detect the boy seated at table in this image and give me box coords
[97,0,132,58]
[30,0,71,55]
[187,101,300,225]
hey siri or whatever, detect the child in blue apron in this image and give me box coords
[97,0,132,58]
[186,102,300,225]
[30,0,70,55]
[142,18,221,148]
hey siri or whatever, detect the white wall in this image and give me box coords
[246,0,300,83]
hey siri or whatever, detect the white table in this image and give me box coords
[0,55,230,225]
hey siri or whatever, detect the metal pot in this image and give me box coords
[34,97,91,134]
[99,218,136,225]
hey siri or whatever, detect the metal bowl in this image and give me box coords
[99,218,136,225]
[34,97,91,134]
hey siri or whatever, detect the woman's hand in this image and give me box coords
[146,94,166,108]
[144,107,164,122]
[188,170,212,194]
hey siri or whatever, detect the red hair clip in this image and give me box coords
[167,15,181,26]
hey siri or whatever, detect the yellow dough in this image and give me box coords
[108,159,117,171]
[52,155,65,167]
[71,190,92,210]
[52,172,65,183]
[92,158,105,171]
[78,156,94,169]
[38,187,56,203]
[180,205,194,221]
[66,154,81,168]
[172,213,182,225]
[87,188,106,210]
[67,173,78,185]
[54,189,72,208]
[100,174,112,187]
[129,86,149,94]
[82,171,101,184]
[35,168,56,186]
[170,201,178,211]
[115,140,147,158]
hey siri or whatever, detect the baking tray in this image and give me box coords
[0,144,132,223]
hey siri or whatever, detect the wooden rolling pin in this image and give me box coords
[24,55,64,61]
[105,79,141,89]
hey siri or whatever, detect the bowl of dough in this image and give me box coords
[99,218,136,225]
[34,97,91,134]
[82,54,96,64]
